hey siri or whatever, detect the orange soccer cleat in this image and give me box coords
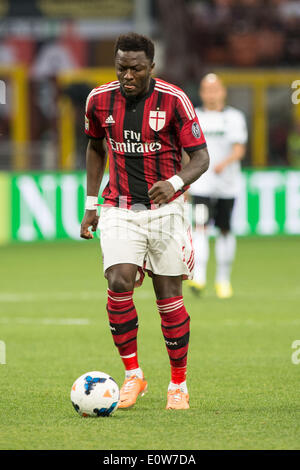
[118,375,148,409]
[166,389,190,410]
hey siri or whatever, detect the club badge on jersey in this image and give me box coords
[149,110,166,132]
[191,122,201,139]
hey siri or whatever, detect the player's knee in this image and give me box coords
[108,277,134,293]
[106,270,135,293]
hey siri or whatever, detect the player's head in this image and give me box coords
[199,73,227,111]
[114,32,155,98]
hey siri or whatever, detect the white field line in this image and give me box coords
[0,291,153,303]
[219,319,300,327]
[0,317,90,325]
[0,290,299,304]
[1,316,299,327]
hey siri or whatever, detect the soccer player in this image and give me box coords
[188,73,248,299]
[80,33,209,410]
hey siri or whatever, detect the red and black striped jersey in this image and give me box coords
[85,77,207,209]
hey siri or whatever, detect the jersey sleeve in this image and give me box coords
[174,92,207,152]
[84,91,105,139]
[227,110,248,145]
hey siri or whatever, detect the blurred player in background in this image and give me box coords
[80,33,209,409]
[188,73,247,299]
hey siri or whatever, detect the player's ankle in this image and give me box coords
[170,365,187,385]
[168,381,188,394]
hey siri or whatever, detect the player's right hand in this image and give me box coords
[80,210,99,239]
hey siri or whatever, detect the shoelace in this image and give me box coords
[169,389,183,403]
[122,376,138,395]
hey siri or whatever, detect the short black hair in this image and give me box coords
[114,32,155,63]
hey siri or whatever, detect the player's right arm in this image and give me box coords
[80,138,107,239]
[80,89,107,239]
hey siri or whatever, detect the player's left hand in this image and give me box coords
[148,181,175,204]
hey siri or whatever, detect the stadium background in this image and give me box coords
[1,0,300,452]
[0,0,300,243]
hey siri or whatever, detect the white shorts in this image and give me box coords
[99,195,194,286]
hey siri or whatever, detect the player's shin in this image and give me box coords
[215,232,236,282]
[106,289,142,378]
[157,296,190,392]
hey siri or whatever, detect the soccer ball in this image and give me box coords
[71,371,119,417]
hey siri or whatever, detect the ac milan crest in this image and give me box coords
[149,110,166,131]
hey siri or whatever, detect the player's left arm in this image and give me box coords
[148,92,209,204]
[181,149,190,168]
[177,146,210,185]
[214,142,246,174]
[148,147,209,204]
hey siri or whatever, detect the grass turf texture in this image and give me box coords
[0,237,299,450]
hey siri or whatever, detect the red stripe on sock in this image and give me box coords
[107,289,138,358]
[121,353,139,371]
[171,365,187,385]
[157,296,190,370]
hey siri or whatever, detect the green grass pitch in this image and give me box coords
[0,237,300,450]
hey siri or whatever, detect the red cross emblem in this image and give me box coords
[149,110,166,131]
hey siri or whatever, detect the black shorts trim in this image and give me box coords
[191,195,235,231]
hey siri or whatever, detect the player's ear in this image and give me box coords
[150,62,155,74]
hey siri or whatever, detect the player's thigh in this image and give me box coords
[214,198,235,232]
[99,206,148,278]
[146,199,194,280]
